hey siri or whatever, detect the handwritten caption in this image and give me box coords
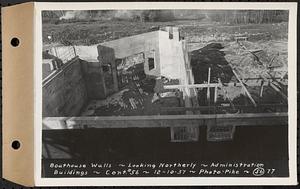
[46,161,277,177]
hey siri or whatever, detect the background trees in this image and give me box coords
[42,10,289,24]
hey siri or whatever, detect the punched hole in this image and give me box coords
[11,140,21,150]
[11,38,20,47]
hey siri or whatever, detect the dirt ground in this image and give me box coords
[43,20,288,45]
[189,39,287,109]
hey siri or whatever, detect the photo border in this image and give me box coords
[34,2,298,186]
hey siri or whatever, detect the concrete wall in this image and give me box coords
[101,31,161,77]
[158,28,188,84]
[43,58,88,117]
[50,46,77,63]
[101,31,159,58]
[49,31,165,78]
[80,60,107,99]
[50,45,99,63]
[99,28,186,80]
[75,45,98,62]
[98,45,119,93]
[42,59,53,79]
[42,29,189,117]
[80,46,119,100]
[45,46,118,102]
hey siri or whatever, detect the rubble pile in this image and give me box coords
[81,88,130,116]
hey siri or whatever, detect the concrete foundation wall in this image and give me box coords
[75,45,98,62]
[51,45,99,62]
[101,31,159,58]
[81,60,107,99]
[42,29,189,117]
[42,59,53,79]
[101,31,161,77]
[49,31,170,78]
[50,46,77,63]
[98,45,119,94]
[159,30,188,83]
[43,58,88,117]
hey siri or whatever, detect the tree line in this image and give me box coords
[206,10,289,24]
[42,10,289,24]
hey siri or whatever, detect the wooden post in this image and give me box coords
[260,80,264,98]
[214,86,218,103]
[207,67,211,104]
[232,69,257,107]
[218,78,235,108]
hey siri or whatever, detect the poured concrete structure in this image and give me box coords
[43,27,200,141]
[42,59,52,79]
[43,58,88,117]
[48,27,189,81]
[41,27,287,143]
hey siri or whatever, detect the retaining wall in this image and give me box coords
[43,58,88,117]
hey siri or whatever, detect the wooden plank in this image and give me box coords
[165,83,219,89]
[232,69,257,107]
[163,81,277,89]
[160,103,287,112]
[260,82,264,98]
[43,112,288,130]
[261,75,288,102]
[267,72,288,88]
[269,82,288,102]
[243,77,286,82]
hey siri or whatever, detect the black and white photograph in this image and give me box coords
[40,4,295,184]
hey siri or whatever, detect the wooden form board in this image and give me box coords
[159,103,287,112]
[42,112,288,130]
[164,81,286,89]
